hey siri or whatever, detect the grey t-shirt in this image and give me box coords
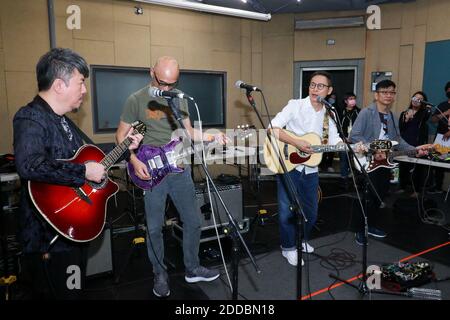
[120,86,189,146]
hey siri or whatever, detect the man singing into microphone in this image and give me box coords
[269,71,343,266]
[115,56,225,298]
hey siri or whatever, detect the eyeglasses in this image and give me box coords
[377,90,397,96]
[154,73,178,88]
[309,82,330,90]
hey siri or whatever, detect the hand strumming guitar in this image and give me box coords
[295,139,313,154]
[129,155,151,180]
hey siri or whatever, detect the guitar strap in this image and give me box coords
[322,110,329,144]
[65,117,95,145]
[65,118,132,162]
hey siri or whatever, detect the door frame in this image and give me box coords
[294,59,365,107]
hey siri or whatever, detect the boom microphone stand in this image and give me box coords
[166,97,260,300]
[241,88,307,300]
[318,98,395,298]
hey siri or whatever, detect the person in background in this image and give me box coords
[319,92,338,173]
[337,92,360,185]
[429,81,450,194]
[398,91,431,197]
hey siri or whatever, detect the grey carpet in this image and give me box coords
[195,231,450,300]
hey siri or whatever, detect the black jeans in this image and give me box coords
[399,162,427,192]
[20,246,86,300]
[353,168,390,232]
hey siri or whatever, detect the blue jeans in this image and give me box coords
[277,169,319,251]
[144,166,201,274]
[339,151,350,178]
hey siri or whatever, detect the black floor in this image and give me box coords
[4,173,450,300]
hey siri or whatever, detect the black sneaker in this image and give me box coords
[185,266,220,283]
[368,227,387,238]
[153,272,170,298]
[355,232,366,246]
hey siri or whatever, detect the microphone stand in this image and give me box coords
[166,98,260,300]
[244,90,307,300]
[322,103,396,298]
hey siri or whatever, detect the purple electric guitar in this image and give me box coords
[128,126,252,190]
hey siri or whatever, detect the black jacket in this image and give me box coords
[399,107,430,146]
[338,106,360,138]
[13,95,86,253]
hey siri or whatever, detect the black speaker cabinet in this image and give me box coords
[172,182,249,243]
[86,227,113,277]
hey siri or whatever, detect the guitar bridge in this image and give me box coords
[73,187,92,205]
[283,143,289,160]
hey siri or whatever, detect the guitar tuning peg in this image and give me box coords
[237,125,241,129]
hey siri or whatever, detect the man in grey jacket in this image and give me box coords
[349,80,429,245]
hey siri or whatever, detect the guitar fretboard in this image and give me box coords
[311,144,348,153]
[101,138,132,169]
[390,149,418,158]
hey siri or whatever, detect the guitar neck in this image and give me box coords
[391,149,417,158]
[173,131,242,162]
[311,144,348,153]
[101,138,132,169]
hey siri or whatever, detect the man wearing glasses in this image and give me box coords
[269,71,343,267]
[115,56,223,298]
[349,80,429,245]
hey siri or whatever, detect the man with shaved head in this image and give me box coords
[116,56,222,298]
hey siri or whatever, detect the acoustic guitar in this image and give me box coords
[29,121,146,242]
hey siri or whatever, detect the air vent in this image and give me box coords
[295,16,365,30]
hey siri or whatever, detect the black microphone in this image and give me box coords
[411,96,434,107]
[149,87,193,100]
[235,80,261,92]
[317,96,336,110]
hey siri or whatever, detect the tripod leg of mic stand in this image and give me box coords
[231,234,240,300]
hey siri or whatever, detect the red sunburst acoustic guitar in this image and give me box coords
[28,121,146,242]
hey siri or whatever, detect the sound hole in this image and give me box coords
[87,178,108,190]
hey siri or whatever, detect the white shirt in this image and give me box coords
[270,96,342,174]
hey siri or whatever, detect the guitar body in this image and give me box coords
[29,144,119,242]
[128,126,252,190]
[263,131,323,174]
[127,138,185,190]
[353,140,400,173]
[354,153,398,173]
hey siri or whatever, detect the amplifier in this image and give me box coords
[86,227,113,277]
[172,182,249,243]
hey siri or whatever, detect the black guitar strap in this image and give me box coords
[65,117,95,145]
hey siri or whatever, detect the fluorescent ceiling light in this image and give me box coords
[133,0,271,21]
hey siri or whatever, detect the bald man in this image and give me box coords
[116,56,221,298]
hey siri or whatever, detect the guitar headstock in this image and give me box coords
[131,120,147,136]
[370,139,393,151]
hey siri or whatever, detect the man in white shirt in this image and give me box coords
[269,71,342,266]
